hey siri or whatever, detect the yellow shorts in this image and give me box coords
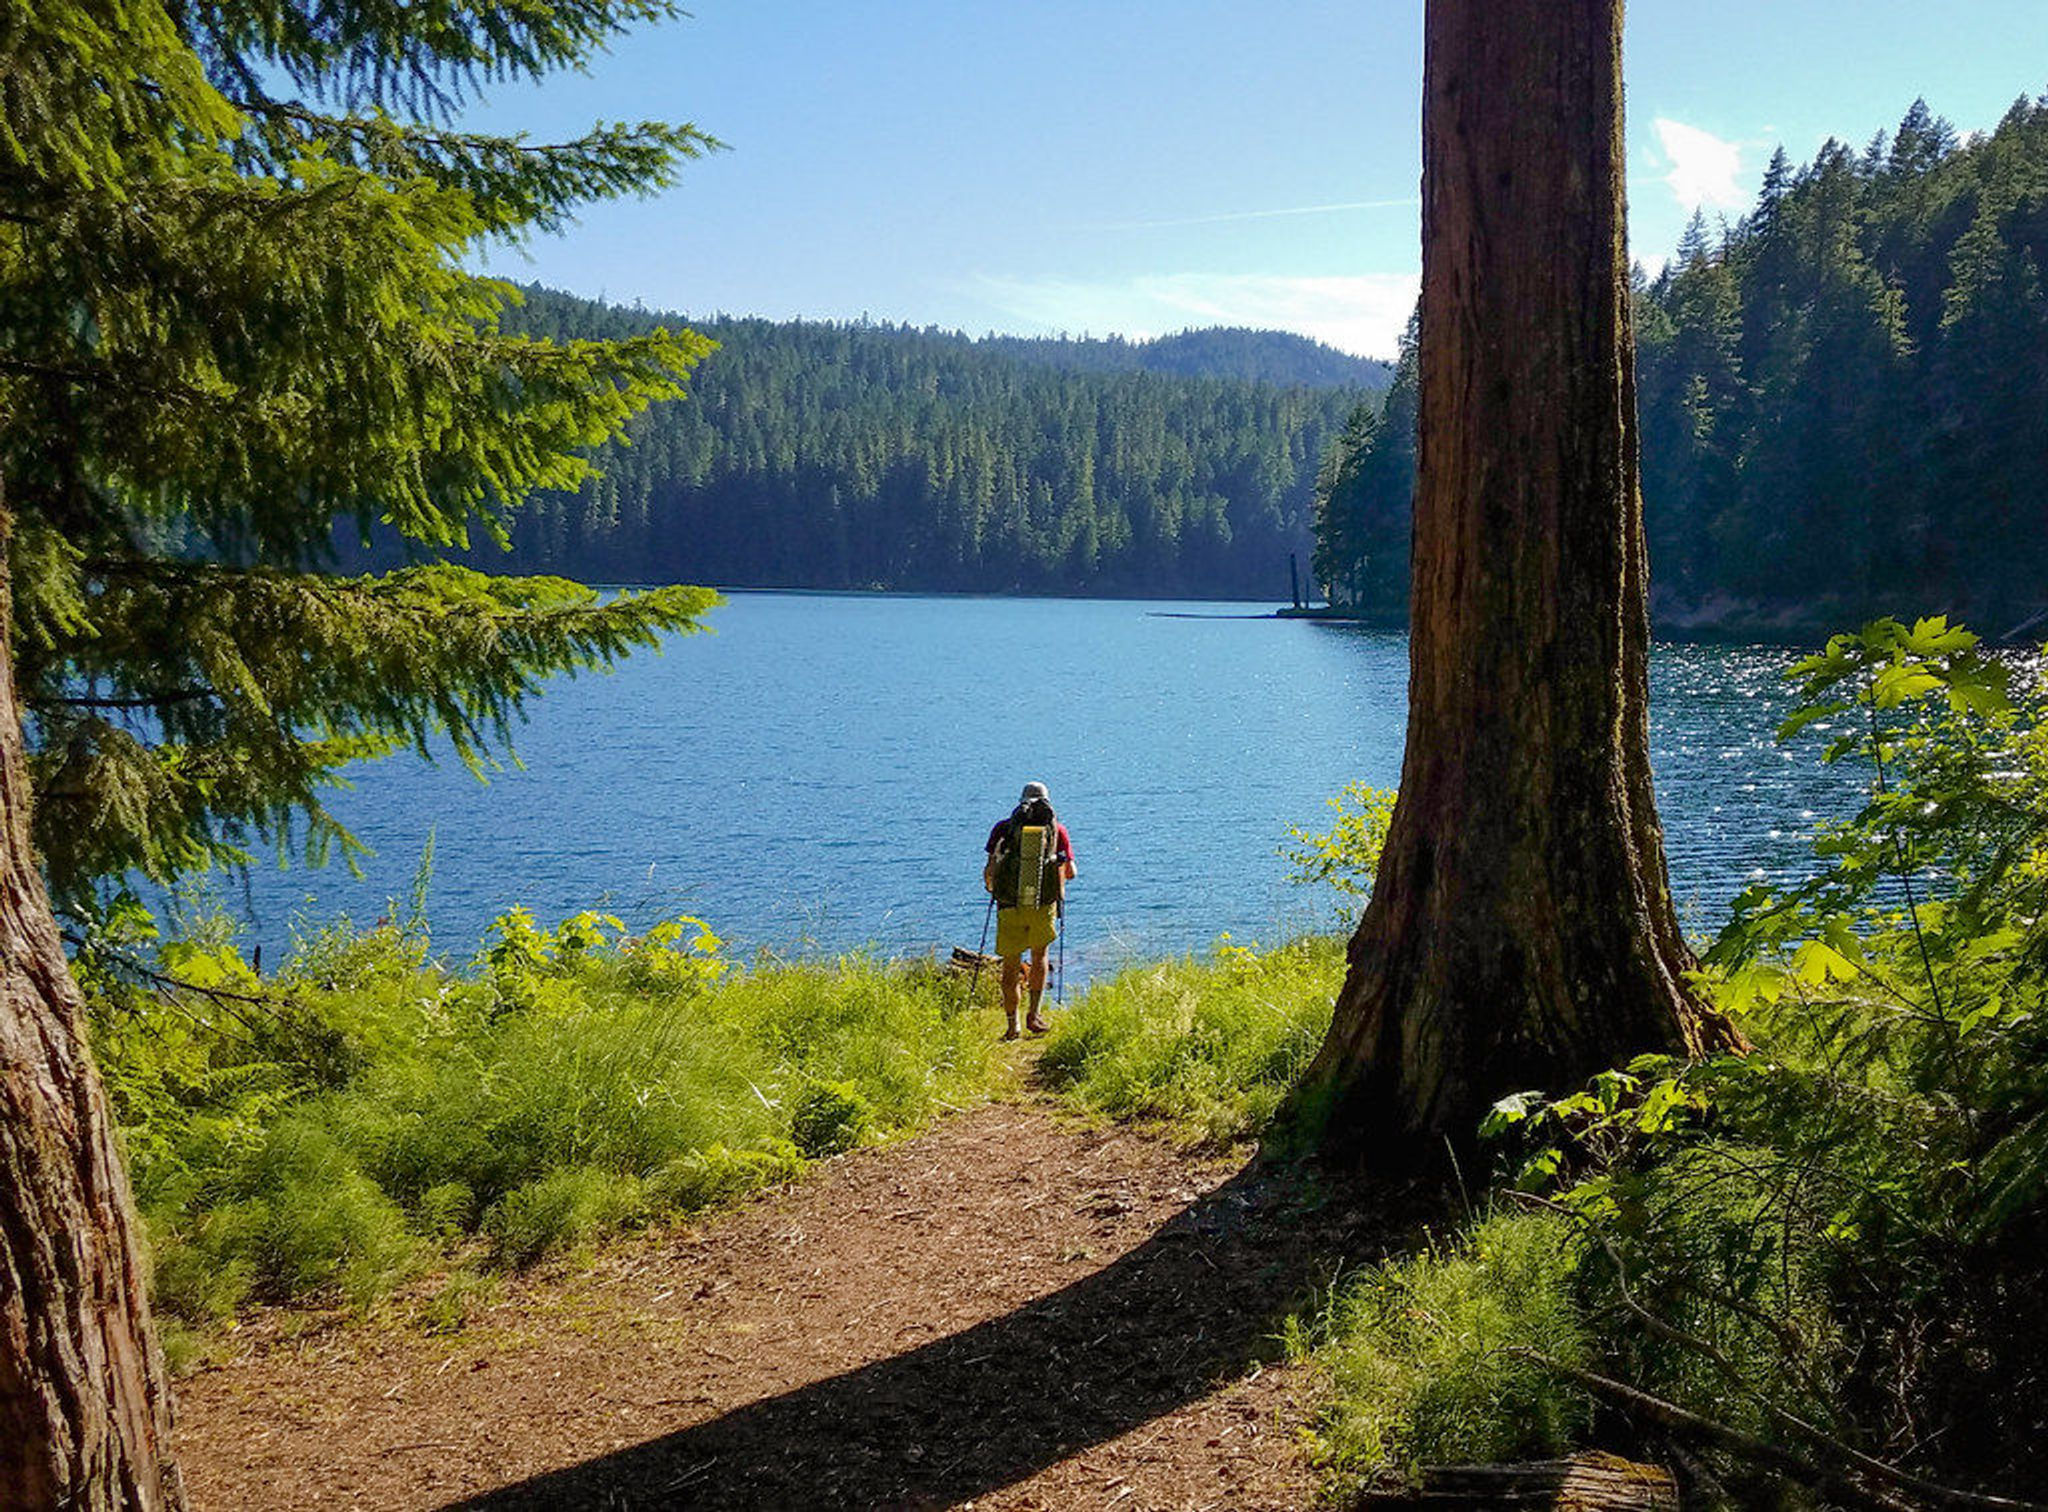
[995,904,1057,959]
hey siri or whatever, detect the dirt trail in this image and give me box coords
[173,1096,1394,1510]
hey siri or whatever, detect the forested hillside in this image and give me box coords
[1316,95,2048,637]
[421,292,1378,597]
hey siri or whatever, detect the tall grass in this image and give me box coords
[1286,1213,1591,1482]
[86,906,998,1342]
[1038,934,1343,1145]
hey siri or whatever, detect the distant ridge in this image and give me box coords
[518,285,1391,393]
[401,285,1382,600]
[976,327,1394,391]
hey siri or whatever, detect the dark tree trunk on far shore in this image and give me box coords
[0,494,186,1511]
[1296,0,1743,1173]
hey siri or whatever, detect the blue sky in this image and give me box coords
[471,2,2048,359]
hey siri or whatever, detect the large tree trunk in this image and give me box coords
[1298,0,1741,1171]
[0,499,185,1510]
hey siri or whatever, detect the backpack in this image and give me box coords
[990,800,1065,909]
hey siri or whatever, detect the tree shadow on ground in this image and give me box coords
[446,1157,1420,1511]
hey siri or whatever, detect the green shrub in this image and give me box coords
[148,1205,260,1323]
[646,1142,803,1212]
[1040,935,1343,1145]
[155,1320,212,1377]
[486,1167,649,1267]
[418,1266,501,1335]
[414,1181,476,1240]
[240,1119,420,1305]
[334,994,777,1208]
[1281,781,1398,920]
[1296,1213,1591,1480]
[1476,620,2048,1498]
[141,1114,419,1319]
[790,1081,873,1157]
[708,957,990,1130]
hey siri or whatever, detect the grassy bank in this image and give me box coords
[86,904,999,1362]
[1037,933,1343,1146]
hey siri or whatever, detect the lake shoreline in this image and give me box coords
[604,582,1877,649]
[202,595,1869,971]
[1275,602,1835,649]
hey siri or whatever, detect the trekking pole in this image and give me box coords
[966,892,995,1008]
[1056,897,1066,1006]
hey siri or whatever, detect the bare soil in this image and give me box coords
[172,1093,1403,1510]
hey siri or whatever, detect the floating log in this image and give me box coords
[1353,1452,1678,1510]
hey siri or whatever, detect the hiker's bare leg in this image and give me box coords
[1026,946,1050,1033]
[1001,956,1023,1038]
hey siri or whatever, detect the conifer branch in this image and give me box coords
[31,689,218,711]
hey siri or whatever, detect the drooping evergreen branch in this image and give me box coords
[183,0,683,119]
[61,930,279,1014]
[24,564,719,907]
[31,689,218,711]
[3,0,724,924]
[226,97,724,233]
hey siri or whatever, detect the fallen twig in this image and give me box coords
[1505,1192,2045,1511]
[1511,1350,2046,1512]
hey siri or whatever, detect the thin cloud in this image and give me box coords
[1084,198,1419,232]
[967,271,1420,360]
[1652,118,1747,211]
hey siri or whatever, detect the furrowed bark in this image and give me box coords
[1297,0,1742,1172]
[0,491,185,1511]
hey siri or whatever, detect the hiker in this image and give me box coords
[984,780,1076,1039]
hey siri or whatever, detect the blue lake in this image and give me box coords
[215,593,1861,980]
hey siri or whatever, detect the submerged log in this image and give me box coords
[1354,1451,1678,1510]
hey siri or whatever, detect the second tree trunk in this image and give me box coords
[1298,0,1742,1171]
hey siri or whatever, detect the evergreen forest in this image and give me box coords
[14,0,2048,1501]
[1318,96,2048,638]
[387,291,1385,598]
